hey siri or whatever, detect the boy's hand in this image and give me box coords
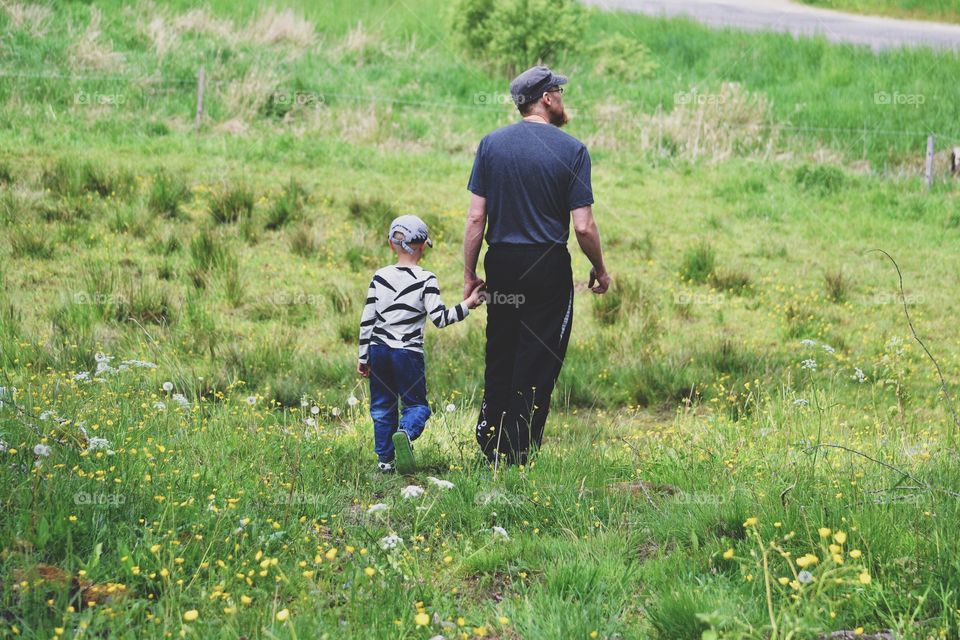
[357,361,370,378]
[465,283,486,309]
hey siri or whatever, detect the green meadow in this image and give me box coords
[2,1,960,638]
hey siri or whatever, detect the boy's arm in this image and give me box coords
[422,274,470,329]
[358,278,378,363]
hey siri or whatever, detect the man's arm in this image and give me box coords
[463,193,487,299]
[571,205,611,294]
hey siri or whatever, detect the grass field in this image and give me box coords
[799,0,960,24]
[3,1,960,639]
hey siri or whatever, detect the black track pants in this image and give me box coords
[475,244,574,464]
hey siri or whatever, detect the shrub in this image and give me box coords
[452,0,584,74]
[189,228,228,274]
[209,182,254,224]
[591,33,658,79]
[679,240,716,283]
[824,269,849,303]
[347,196,396,229]
[41,158,134,199]
[708,268,752,294]
[148,170,191,219]
[11,226,54,259]
[265,178,306,230]
[794,164,845,194]
[290,223,320,257]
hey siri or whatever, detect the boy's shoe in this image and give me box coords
[378,460,395,473]
[391,430,416,475]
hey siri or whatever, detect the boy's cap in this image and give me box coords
[510,65,567,106]
[388,215,433,255]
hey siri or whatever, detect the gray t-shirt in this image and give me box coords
[467,121,593,245]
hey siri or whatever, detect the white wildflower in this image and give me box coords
[379,534,403,550]
[366,503,389,515]
[246,395,257,406]
[821,344,835,354]
[0,439,7,453]
[800,359,817,371]
[39,411,55,421]
[445,403,456,413]
[153,401,166,410]
[162,381,174,392]
[347,395,359,407]
[401,485,424,500]
[800,339,818,347]
[300,398,309,407]
[793,398,809,407]
[172,393,190,409]
[311,405,320,415]
[33,444,51,457]
[492,526,510,540]
[331,407,341,417]
[73,371,90,381]
[303,417,316,427]
[797,570,814,584]
[427,476,455,490]
[86,437,111,452]
[121,359,157,369]
[853,367,866,383]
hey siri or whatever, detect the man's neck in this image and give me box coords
[522,114,549,125]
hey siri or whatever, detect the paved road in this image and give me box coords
[582,0,960,50]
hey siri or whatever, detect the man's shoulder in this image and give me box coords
[483,121,587,151]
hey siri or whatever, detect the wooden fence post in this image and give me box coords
[195,66,205,132]
[925,134,935,189]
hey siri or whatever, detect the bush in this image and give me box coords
[11,226,54,259]
[41,158,134,199]
[265,179,306,230]
[824,269,849,303]
[209,182,254,224]
[148,170,191,219]
[452,0,584,74]
[290,224,320,257]
[794,163,845,194]
[347,197,396,229]
[679,240,716,283]
[590,33,658,79]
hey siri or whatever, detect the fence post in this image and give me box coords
[195,66,205,132]
[925,134,935,189]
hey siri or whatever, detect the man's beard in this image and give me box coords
[549,107,569,127]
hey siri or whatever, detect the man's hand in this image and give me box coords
[357,361,370,378]
[464,273,485,300]
[588,267,611,294]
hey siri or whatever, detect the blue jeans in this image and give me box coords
[368,344,431,463]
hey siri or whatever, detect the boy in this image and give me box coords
[358,215,484,474]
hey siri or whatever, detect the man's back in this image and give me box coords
[467,121,593,246]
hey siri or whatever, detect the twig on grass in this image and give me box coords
[868,249,960,433]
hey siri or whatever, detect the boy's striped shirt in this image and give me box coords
[358,265,469,363]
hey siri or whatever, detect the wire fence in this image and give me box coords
[2,68,958,164]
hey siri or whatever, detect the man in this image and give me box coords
[463,65,611,465]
